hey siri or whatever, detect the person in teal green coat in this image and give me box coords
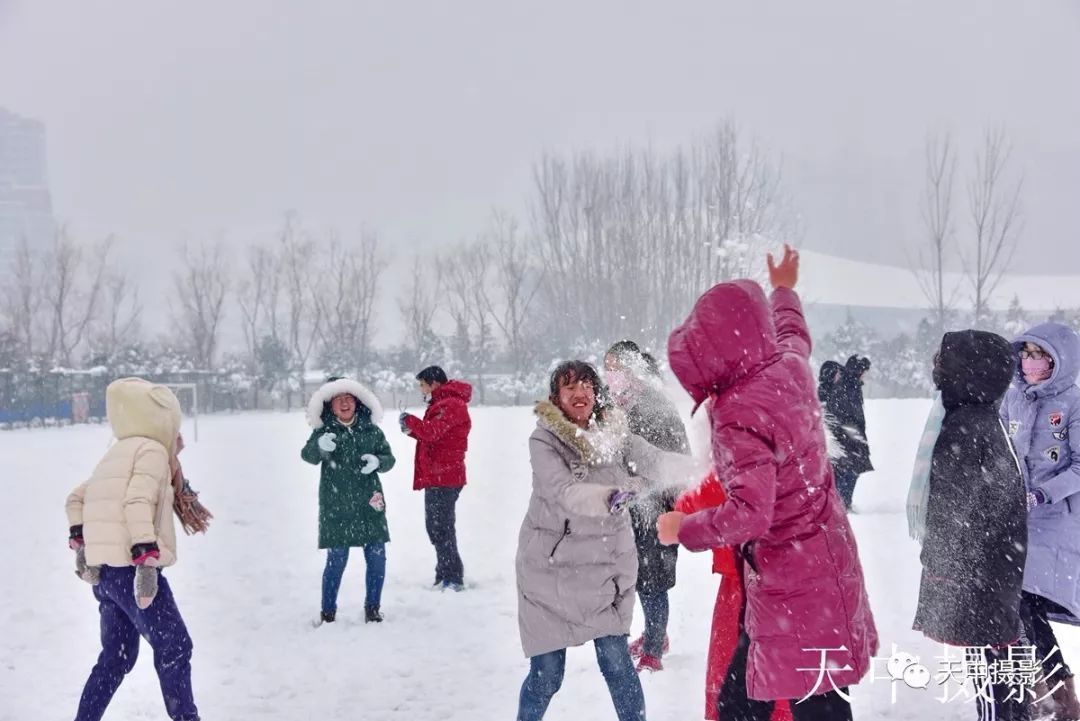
[302,377,396,625]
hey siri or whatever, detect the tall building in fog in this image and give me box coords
[0,107,55,280]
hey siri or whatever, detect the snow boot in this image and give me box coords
[365,605,383,623]
[442,581,465,592]
[636,655,663,673]
[629,634,669,659]
[1053,677,1080,721]
[320,610,336,624]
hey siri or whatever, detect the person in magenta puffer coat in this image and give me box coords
[657,246,878,721]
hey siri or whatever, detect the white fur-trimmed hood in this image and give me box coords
[306,378,385,428]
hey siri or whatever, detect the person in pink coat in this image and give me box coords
[657,246,878,721]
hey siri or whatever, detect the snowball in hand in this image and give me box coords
[360,453,380,474]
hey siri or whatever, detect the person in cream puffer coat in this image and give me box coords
[66,377,201,721]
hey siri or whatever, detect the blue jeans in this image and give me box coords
[639,591,669,658]
[322,545,386,613]
[517,635,645,721]
[76,566,199,721]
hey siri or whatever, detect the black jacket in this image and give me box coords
[913,330,1027,646]
[819,356,874,476]
[626,384,689,594]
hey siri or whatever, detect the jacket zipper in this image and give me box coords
[550,519,571,558]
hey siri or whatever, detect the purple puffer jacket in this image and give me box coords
[1000,322,1080,620]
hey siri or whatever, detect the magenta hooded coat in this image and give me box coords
[668,282,878,701]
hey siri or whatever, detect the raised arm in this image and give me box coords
[767,244,811,359]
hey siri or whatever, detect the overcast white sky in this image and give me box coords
[1,0,1078,278]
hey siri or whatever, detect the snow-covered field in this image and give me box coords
[3,398,1076,721]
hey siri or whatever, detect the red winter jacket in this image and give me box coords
[403,381,473,490]
[669,283,878,702]
[676,473,792,721]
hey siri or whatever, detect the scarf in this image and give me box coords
[171,459,213,535]
[907,393,945,544]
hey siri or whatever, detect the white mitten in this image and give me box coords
[318,433,338,454]
[360,454,380,475]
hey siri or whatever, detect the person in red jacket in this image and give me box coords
[675,466,792,721]
[399,366,473,591]
[658,245,878,721]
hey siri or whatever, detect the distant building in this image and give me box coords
[0,108,55,280]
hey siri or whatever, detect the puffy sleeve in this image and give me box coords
[530,435,615,518]
[677,421,778,550]
[124,443,171,547]
[771,287,812,359]
[405,401,466,443]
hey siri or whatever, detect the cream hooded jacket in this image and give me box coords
[66,378,182,568]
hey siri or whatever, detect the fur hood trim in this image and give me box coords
[534,400,629,466]
[307,378,385,428]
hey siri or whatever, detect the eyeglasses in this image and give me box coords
[1020,349,1049,360]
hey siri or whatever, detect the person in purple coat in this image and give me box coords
[1001,321,1080,720]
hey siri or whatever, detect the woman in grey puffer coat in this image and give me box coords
[516,360,689,721]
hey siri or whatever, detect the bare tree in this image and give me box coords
[399,253,441,367]
[480,213,544,400]
[315,230,387,374]
[530,123,790,353]
[279,213,323,405]
[95,266,143,361]
[41,228,113,366]
[172,240,230,371]
[237,243,282,362]
[0,235,42,358]
[911,132,960,332]
[440,244,476,374]
[440,237,494,400]
[963,129,1023,328]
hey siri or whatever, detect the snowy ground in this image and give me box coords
[3,398,1076,721]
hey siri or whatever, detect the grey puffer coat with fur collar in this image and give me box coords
[516,400,683,657]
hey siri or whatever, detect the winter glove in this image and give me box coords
[135,565,159,609]
[131,543,161,609]
[1028,489,1048,512]
[399,413,411,435]
[369,491,386,512]
[74,545,101,585]
[318,433,337,454]
[608,490,636,514]
[360,454,380,475]
[69,529,101,585]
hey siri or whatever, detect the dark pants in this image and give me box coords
[638,591,669,658]
[75,566,199,721]
[322,544,386,613]
[974,646,1031,721]
[1021,591,1074,685]
[718,632,851,721]
[425,487,464,586]
[833,468,860,510]
[517,635,645,721]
